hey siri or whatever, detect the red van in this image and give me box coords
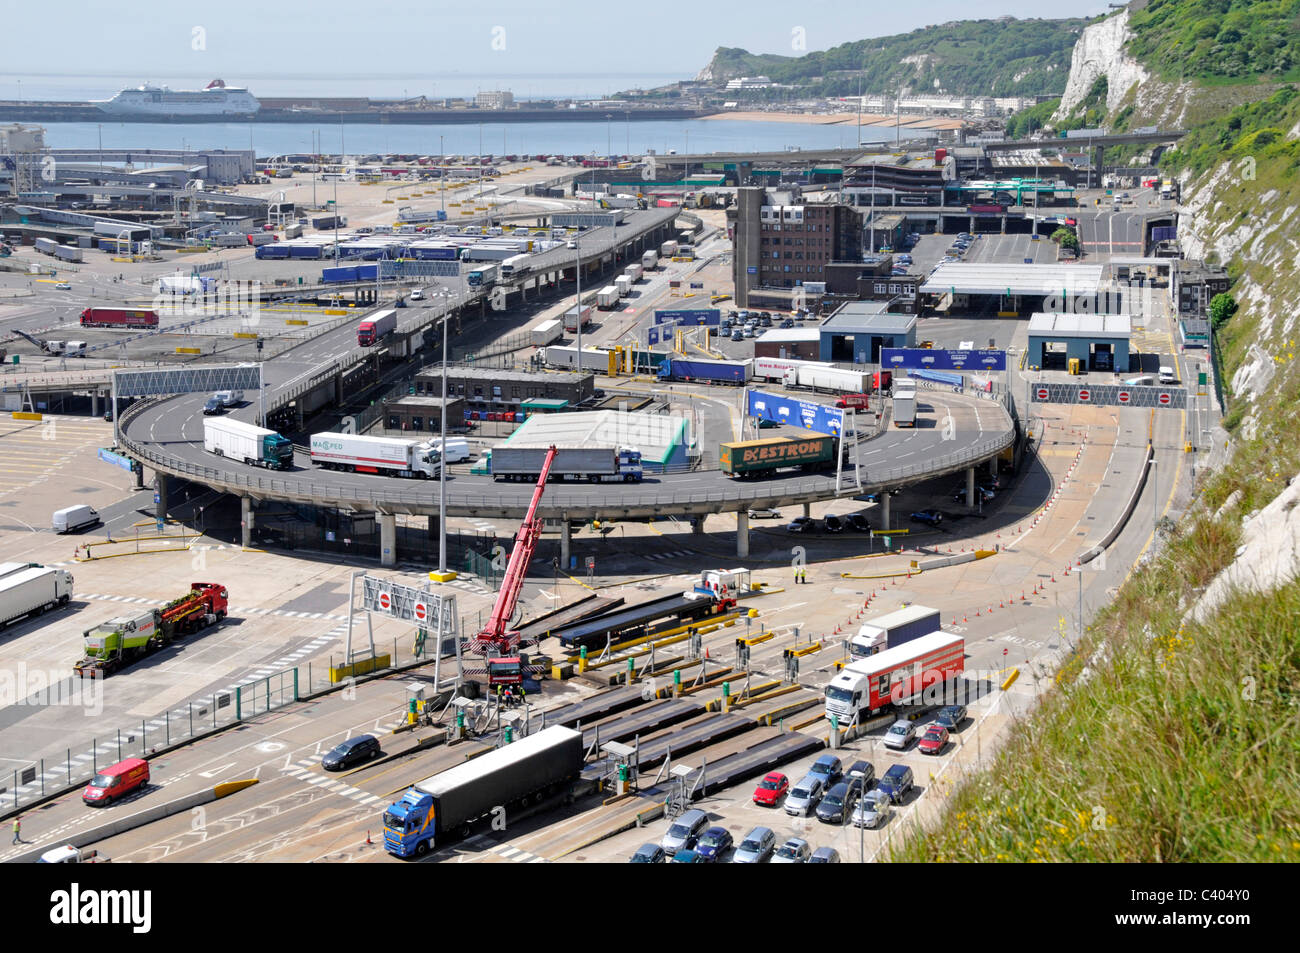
[83,758,149,806]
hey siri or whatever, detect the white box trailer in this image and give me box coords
[624,263,644,283]
[641,250,658,270]
[309,432,441,478]
[784,365,870,393]
[203,417,295,469]
[0,566,74,629]
[659,240,678,259]
[614,275,632,298]
[752,356,833,382]
[530,319,563,348]
[562,306,592,332]
[596,286,620,309]
[542,345,615,372]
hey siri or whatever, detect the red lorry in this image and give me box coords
[357,309,397,347]
[80,307,158,329]
[835,372,894,410]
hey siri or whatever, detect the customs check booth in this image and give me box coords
[817,301,917,364]
[1026,313,1131,373]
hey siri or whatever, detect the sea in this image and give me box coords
[10,76,926,157]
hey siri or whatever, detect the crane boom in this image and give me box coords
[470,446,557,657]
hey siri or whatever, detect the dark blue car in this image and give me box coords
[693,826,734,862]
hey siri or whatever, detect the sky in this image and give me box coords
[3,1,1116,100]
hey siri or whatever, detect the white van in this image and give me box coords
[429,437,471,464]
[53,505,99,534]
[214,390,243,407]
[1158,365,1177,384]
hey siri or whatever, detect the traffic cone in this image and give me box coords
[705,647,710,659]
[1000,600,1005,608]
[963,614,968,622]
[1020,591,1025,601]
[366,830,372,845]
[1051,573,1056,582]
[975,608,981,616]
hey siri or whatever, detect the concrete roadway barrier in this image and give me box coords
[9,779,257,863]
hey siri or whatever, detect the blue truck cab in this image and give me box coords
[383,788,436,858]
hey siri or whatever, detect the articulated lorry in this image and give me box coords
[309,432,442,479]
[491,445,642,482]
[79,307,158,329]
[892,390,917,427]
[783,365,870,394]
[596,285,620,309]
[357,308,397,347]
[851,605,941,658]
[74,582,228,677]
[382,726,585,857]
[824,632,965,724]
[656,357,751,385]
[203,417,295,470]
[467,263,499,288]
[641,250,659,270]
[719,435,839,478]
[0,565,74,629]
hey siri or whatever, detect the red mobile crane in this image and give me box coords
[469,447,558,688]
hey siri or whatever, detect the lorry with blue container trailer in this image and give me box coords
[382,726,585,857]
[656,357,751,385]
[850,605,942,658]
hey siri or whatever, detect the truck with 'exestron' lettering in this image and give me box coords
[719,435,839,478]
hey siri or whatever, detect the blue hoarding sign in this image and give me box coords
[647,326,662,345]
[654,309,720,326]
[98,448,135,472]
[880,347,1007,371]
[746,389,844,436]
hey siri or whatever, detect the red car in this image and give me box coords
[753,771,789,806]
[918,725,949,755]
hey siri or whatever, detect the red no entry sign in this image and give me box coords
[414,601,427,622]
[1036,387,1049,400]
[378,591,391,611]
[1078,389,1091,402]
[1117,390,1131,404]
[1158,392,1171,405]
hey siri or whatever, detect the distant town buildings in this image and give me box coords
[475,90,515,110]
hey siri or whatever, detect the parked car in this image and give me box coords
[747,507,782,520]
[629,843,666,863]
[661,808,708,856]
[808,754,843,787]
[810,846,842,864]
[54,282,72,290]
[786,517,816,534]
[851,788,893,828]
[321,734,381,771]
[877,764,915,803]
[883,720,916,750]
[848,514,872,533]
[953,486,996,504]
[693,826,734,862]
[784,775,825,816]
[771,838,812,864]
[918,724,950,755]
[671,848,704,863]
[752,771,789,807]
[823,515,846,534]
[733,826,776,864]
[934,704,968,731]
[845,760,875,787]
[910,510,944,526]
[781,319,795,329]
[202,396,225,416]
[816,779,862,824]
[731,329,744,341]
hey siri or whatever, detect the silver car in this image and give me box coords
[784,774,825,817]
[660,808,708,856]
[771,837,812,864]
[851,789,893,829]
[732,826,776,864]
[883,720,916,750]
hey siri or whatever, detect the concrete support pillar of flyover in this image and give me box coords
[802,502,811,519]
[155,474,168,522]
[240,496,254,548]
[560,520,572,567]
[966,466,977,508]
[1000,215,1007,236]
[1092,145,1104,188]
[989,457,999,479]
[334,375,344,406]
[379,514,397,567]
[736,510,749,559]
[91,393,100,417]
[693,515,704,535]
[881,492,891,531]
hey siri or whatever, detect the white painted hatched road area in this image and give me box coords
[75,592,349,622]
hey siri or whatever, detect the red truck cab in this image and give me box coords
[835,393,871,410]
[83,757,149,806]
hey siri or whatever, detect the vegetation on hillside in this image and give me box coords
[895,9,1300,865]
[1127,0,1300,82]
[700,18,1088,99]
[1005,97,1060,138]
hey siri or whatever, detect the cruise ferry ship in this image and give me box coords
[95,79,260,117]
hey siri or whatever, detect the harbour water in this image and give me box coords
[35,118,922,159]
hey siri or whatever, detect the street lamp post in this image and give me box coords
[575,238,582,361]
[439,134,445,219]
[437,312,450,576]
